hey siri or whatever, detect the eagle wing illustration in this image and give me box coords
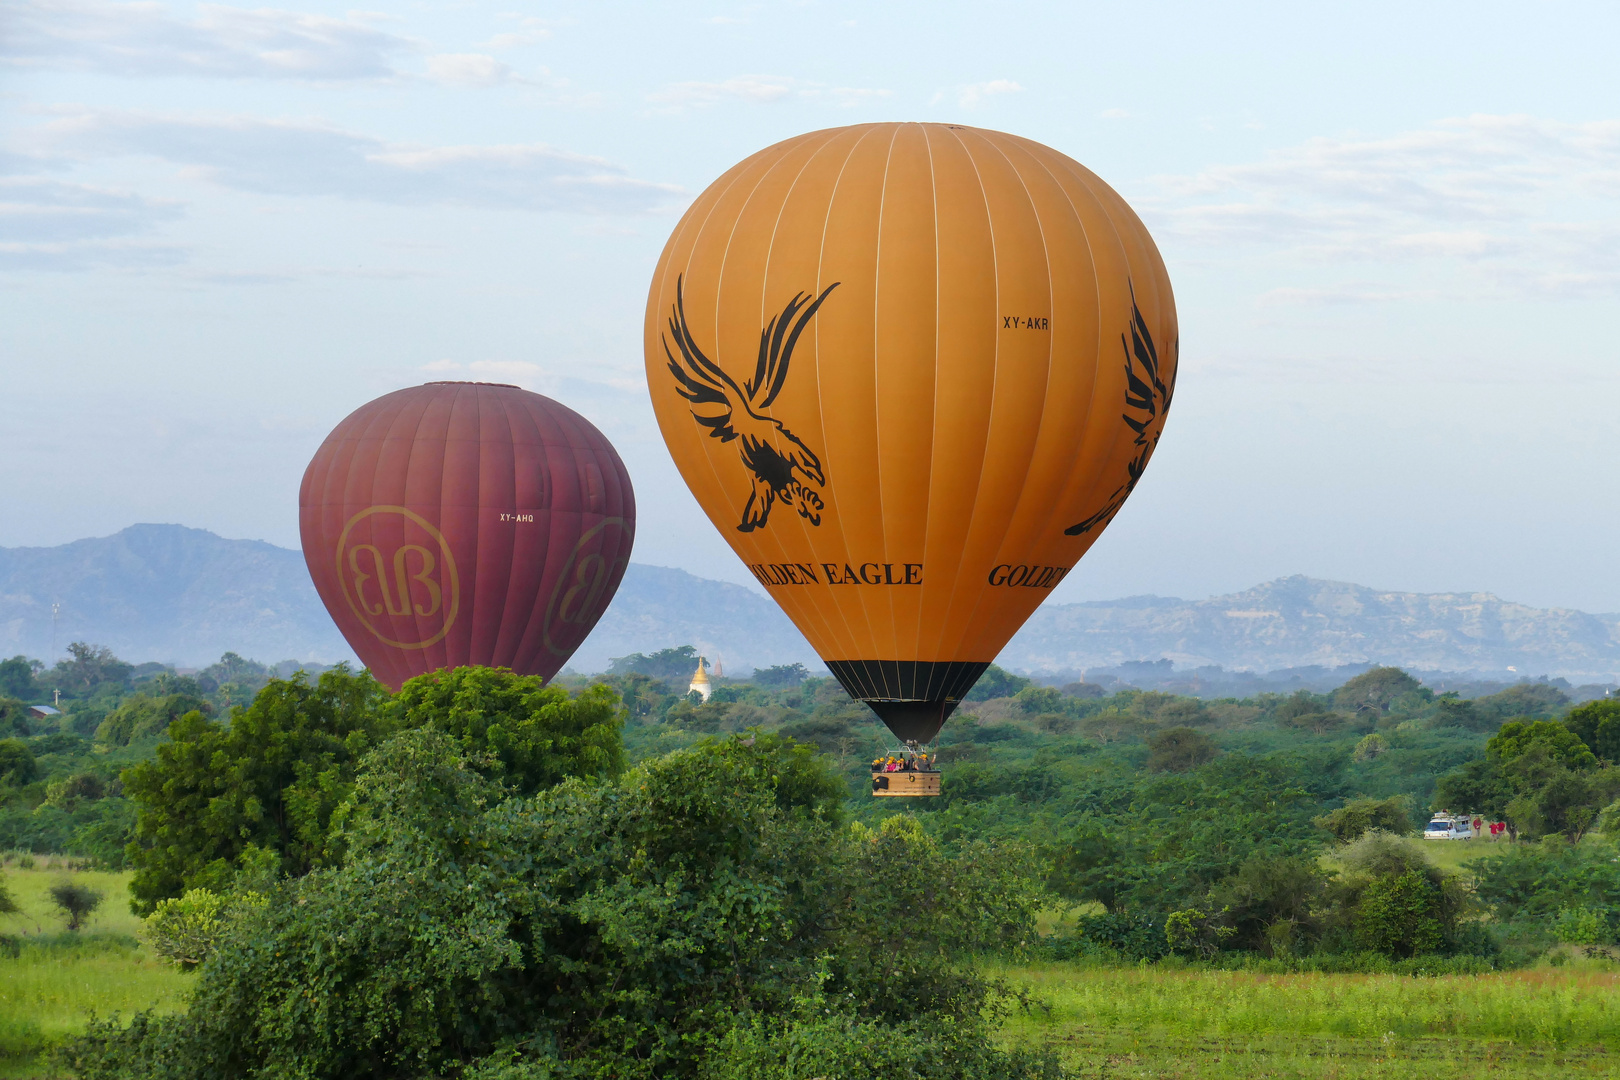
[663,275,840,532]
[1065,286,1176,537]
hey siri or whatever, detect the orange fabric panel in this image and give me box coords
[645,123,1176,672]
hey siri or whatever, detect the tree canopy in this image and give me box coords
[122,666,395,913]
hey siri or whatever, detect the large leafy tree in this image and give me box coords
[124,666,630,913]
[1564,699,1620,764]
[49,642,133,699]
[1332,666,1424,714]
[122,666,394,913]
[73,730,1044,1080]
[385,666,625,795]
[0,657,41,701]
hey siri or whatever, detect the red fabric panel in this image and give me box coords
[299,382,636,690]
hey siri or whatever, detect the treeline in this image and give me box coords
[3,651,1619,1076]
[46,665,1057,1080]
[0,645,328,861]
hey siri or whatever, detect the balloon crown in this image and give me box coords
[424,381,521,388]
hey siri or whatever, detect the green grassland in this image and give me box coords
[0,864,190,1078]
[996,960,1620,1078]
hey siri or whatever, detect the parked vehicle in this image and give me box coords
[1423,813,1476,840]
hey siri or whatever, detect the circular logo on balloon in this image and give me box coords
[543,517,630,657]
[334,505,461,650]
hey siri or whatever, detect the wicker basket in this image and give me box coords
[871,770,941,797]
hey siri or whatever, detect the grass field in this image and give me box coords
[994,960,1620,1078]
[0,863,190,1078]
[4,849,1616,1079]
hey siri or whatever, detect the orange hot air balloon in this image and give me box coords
[644,123,1176,746]
[300,382,635,690]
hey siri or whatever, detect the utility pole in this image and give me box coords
[50,601,60,660]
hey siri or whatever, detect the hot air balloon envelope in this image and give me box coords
[643,123,1176,745]
[300,382,635,690]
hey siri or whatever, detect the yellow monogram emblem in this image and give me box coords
[335,506,460,649]
[543,517,630,657]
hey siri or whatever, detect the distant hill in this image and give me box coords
[0,525,813,673]
[1001,576,1620,682]
[2,526,1617,681]
[0,524,350,667]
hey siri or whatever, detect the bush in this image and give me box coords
[122,665,394,913]
[1314,796,1412,842]
[1144,727,1217,773]
[69,729,1041,1079]
[49,880,104,931]
[0,739,36,786]
[1355,870,1445,958]
[385,666,625,795]
[143,888,268,968]
[1329,831,1464,958]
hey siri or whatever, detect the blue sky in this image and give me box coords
[4,0,1618,611]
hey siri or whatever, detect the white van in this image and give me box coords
[1423,813,1475,841]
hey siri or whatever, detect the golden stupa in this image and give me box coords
[688,656,712,702]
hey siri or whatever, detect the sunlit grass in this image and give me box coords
[0,859,143,938]
[992,960,1620,1078]
[0,865,190,1077]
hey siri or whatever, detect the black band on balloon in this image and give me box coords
[825,659,991,744]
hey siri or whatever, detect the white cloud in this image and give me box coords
[649,75,797,108]
[955,79,1021,109]
[0,172,185,270]
[424,52,515,87]
[4,0,412,80]
[480,15,552,50]
[1143,114,1620,298]
[646,75,888,111]
[20,110,685,214]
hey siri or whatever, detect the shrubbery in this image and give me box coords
[68,728,1046,1079]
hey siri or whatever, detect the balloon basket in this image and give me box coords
[870,743,940,797]
[871,769,940,797]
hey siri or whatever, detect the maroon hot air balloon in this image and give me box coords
[299,381,634,689]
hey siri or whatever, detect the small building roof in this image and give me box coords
[27,704,61,717]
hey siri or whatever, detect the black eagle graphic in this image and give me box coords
[1066,287,1177,536]
[663,275,840,533]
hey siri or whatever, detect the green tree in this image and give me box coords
[1473,682,1570,724]
[1333,667,1424,714]
[0,697,31,737]
[1355,869,1444,957]
[1314,796,1412,843]
[121,666,394,914]
[607,645,700,680]
[1329,831,1462,958]
[751,663,809,688]
[50,642,133,699]
[71,729,1040,1080]
[965,664,1032,701]
[1489,719,1596,769]
[1431,694,1488,731]
[0,738,37,785]
[1145,726,1218,773]
[96,691,213,746]
[1013,684,1065,715]
[0,656,41,701]
[1564,699,1620,764]
[1432,758,1512,822]
[386,666,625,795]
[1207,852,1329,954]
[50,880,104,931]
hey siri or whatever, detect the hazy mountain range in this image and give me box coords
[2,525,1617,682]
